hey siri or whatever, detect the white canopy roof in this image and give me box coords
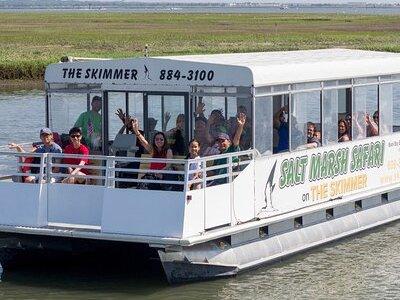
[45,49,400,88]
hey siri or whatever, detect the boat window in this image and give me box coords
[108,92,128,140]
[48,92,102,152]
[146,94,187,156]
[128,92,144,130]
[354,77,379,85]
[353,85,379,139]
[290,91,321,151]
[379,83,394,135]
[323,79,351,87]
[292,82,320,91]
[255,96,273,155]
[273,94,289,154]
[389,83,400,132]
[323,88,351,145]
[192,87,253,154]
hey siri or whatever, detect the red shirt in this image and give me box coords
[149,151,168,170]
[63,144,90,174]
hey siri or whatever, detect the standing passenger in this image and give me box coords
[273,107,289,152]
[74,95,102,151]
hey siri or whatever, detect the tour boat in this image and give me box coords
[1,49,400,283]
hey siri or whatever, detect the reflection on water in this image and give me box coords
[1,91,400,298]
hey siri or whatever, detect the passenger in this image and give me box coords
[74,95,102,151]
[165,113,185,156]
[114,109,145,188]
[9,128,62,183]
[229,105,252,150]
[207,109,228,143]
[148,117,158,143]
[131,118,173,190]
[186,139,202,190]
[61,127,90,184]
[306,122,321,148]
[273,107,289,152]
[366,112,379,137]
[338,119,350,142]
[211,113,246,185]
[314,130,321,142]
[194,116,219,156]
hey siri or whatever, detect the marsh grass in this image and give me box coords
[1,12,400,80]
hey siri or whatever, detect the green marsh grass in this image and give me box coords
[1,12,400,80]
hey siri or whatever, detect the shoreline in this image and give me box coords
[0,79,43,92]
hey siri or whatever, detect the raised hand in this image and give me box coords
[195,102,205,115]
[130,118,140,133]
[115,108,125,122]
[237,112,246,127]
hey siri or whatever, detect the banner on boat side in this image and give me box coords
[44,58,253,87]
[254,134,400,215]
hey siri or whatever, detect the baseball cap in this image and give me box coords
[216,132,230,141]
[40,127,52,136]
[92,95,102,102]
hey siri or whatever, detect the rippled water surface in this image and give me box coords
[1,91,400,299]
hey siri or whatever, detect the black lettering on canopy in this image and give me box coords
[103,69,112,79]
[114,69,123,79]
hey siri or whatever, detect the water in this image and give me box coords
[1,5,400,15]
[1,90,400,298]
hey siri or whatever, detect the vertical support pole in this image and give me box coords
[202,158,207,232]
[229,155,234,226]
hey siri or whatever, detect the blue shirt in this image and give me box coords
[35,143,62,154]
[277,122,289,152]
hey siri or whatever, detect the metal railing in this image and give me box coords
[0,148,255,192]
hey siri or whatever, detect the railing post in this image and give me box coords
[105,158,115,188]
[183,160,189,193]
[46,153,52,183]
[39,153,47,184]
[229,155,234,226]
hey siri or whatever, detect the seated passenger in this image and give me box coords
[306,122,321,148]
[61,127,89,184]
[273,107,289,153]
[74,95,102,152]
[186,139,202,190]
[211,113,246,185]
[338,119,350,142]
[131,118,173,189]
[366,113,379,137]
[9,128,62,183]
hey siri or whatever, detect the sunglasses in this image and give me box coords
[70,134,81,138]
[155,137,164,141]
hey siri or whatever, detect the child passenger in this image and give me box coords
[186,139,202,190]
